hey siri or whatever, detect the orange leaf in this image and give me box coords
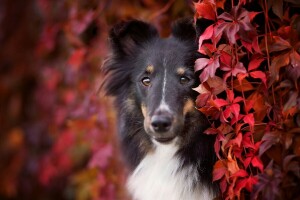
[233,78,254,92]
[194,2,216,21]
[216,0,226,9]
[213,160,227,181]
[270,52,290,82]
[247,92,267,122]
[227,148,240,175]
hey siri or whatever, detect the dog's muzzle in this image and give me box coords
[150,110,175,143]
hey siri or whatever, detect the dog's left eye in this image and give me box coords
[180,76,190,84]
[141,77,151,86]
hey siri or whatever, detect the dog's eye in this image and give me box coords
[180,76,190,84]
[141,77,151,86]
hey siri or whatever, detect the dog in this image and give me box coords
[102,18,217,200]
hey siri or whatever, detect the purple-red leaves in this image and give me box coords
[194,1,300,199]
[216,6,255,44]
[195,56,220,82]
[221,61,247,81]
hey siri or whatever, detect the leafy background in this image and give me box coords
[0,0,194,200]
[1,0,300,200]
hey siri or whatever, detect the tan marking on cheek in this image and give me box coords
[141,103,152,131]
[176,67,186,75]
[141,103,147,118]
[183,99,195,115]
[146,65,154,74]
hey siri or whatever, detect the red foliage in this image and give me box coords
[194,0,300,199]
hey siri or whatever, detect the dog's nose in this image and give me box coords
[151,115,172,133]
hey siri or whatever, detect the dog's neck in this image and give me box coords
[127,139,215,200]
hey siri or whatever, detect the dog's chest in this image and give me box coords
[127,144,213,200]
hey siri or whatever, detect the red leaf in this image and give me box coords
[218,12,234,21]
[232,62,247,76]
[199,56,220,82]
[243,157,252,168]
[222,62,247,81]
[242,132,256,149]
[227,132,243,148]
[231,169,248,178]
[213,160,227,181]
[226,23,239,44]
[220,176,228,193]
[245,176,258,192]
[195,58,210,71]
[245,100,254,113]
[233,96,244,104]
[250,71,267,86]
[214,138,221,158]
[196,93,211,107]
[252,36,262,54]
[251,156,264,172]
[219,109,229,123]
[244,113,255,131]
[204,127,220,135]
[199,43,216,55]
[213,98,229,108]
[248,56,265,71]
[230,103,240,120]
[226,89,234,102]
[241,40,253,53]
[269,36,291,53]
[198,25,214,49]
[248,11,261,21]
[220,50,232,66]
[235,176,258,193]
[194,2,216,21]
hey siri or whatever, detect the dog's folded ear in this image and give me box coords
[171,18,197,42]
[109,20,158,57]
[172,18,214,43]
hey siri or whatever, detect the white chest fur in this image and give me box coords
[127,142,214,200]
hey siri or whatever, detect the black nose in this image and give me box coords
[151,115,172,133]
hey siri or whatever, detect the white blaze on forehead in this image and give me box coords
[160,57,171,111]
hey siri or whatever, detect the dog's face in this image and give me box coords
[134,39,198,143]
[104,19,201,144]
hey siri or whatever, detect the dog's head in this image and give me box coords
[103,19,207,144]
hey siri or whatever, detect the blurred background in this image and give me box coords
[0,0,194,199]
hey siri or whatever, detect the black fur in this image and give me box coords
[102,18,218,195]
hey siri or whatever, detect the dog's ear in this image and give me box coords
[171,18,197,42]
[109,20,158,57]
[172,18,215,42]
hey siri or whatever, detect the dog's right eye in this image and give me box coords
[141,77,151,86]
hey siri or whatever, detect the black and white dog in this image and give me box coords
[102,18,217,200]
